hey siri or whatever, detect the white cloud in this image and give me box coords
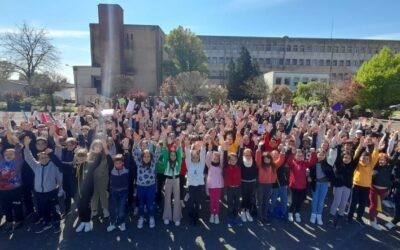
[229,0,292,9]
[0,27,89,38]
[364,32,400,40]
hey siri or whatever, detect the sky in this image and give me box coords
[1,0,400,82]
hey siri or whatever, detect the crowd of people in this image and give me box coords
[0,97,399,235]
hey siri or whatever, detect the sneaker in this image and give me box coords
[84,222,92,232]
[175,221,180,226]
[118,223,126,232]
[246,211,253,222]
[240,211,247,222]
[164,219,170,225]
[149,216,155,228]
[385,221,396,230]
[288,213,294,222]
[107,223,116,232]
[36,223,52,234]
[369,220,381,231]
[310,213,317,224]
[75,222,85,233]
[214,215,220,224]
[53,225,61,234]
[209,214,215,224]
[137,217,144,229]
[316,215,323,226]
[103,209,110,218]
[295,213,301,223]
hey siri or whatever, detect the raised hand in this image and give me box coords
[23,136,32,147]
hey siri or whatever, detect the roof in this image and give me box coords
[0,79,29,86]
[198,35,400,44]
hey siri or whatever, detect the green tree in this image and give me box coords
[163,26,208,77]
[227,46,260,100]
[293,82,331,106]
[355,47,400,109]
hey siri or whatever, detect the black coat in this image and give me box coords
[309,160,335,191]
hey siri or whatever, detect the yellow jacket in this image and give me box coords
[353,146,379,188]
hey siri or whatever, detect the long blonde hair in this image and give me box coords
[88,139,104,162]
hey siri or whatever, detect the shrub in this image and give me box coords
[0,102,7,111]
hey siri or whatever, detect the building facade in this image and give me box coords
[263,71,329,91]
[74,4,165,103]
[199,35,400,84]
[74,4,400,104]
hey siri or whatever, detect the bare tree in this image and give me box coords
[0,60,15,80]
[0,22,60,85]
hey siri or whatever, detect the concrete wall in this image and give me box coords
[122,25,164,94]
[264,71,330,91]
[73,66,101,104]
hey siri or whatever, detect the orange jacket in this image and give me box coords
[256,150,285,184]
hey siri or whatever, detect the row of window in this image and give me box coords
[203,43,396,54]
[208,57,365,67]
[208,71,351,82]
[274,73,350,85]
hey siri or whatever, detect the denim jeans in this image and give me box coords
[270,185,288,216]
[137,185,156,217]
[111,189,128,225]
[257,183,273,220]
[311,182,329,215]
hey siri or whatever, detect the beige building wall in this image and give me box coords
[200,36,400,84]
[264,71,329,91]
[123,25,164,94]
[73,66,101,104]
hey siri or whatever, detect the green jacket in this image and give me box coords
[160,146,182,176]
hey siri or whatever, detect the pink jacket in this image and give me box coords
[206,151,224,189]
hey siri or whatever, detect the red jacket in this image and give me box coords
[287,152,317,189]
[180,147,187,175]
[263,132,281,152]
[224,164,241,187]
